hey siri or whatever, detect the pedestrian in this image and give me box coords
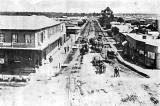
[64,47,67,54]
[35,65,39,73]
[114,66,120,77]
[49,56,53,63]
[114,67,117,77]
[99,61,103,74]
[67,45,69,52]
[117,67,120,77]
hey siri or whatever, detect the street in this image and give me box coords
[0,20,159,106]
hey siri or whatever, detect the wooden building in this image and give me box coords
[0,15,66,72]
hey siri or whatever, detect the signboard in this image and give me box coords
[0,58,4,64]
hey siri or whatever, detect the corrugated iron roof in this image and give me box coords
[127,33,160,47]
[0,15,61,30]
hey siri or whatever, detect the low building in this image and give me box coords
[65,22,81,40]
[0,15,66,73]
[123,33,160,69]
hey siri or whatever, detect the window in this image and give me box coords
[0,33,4,42]
[43,31,45,40]
[54,27,56,34]
[148,51,155,59]
[48,29,50,36]
[37,33,41,42]
[12,34,18,43]
[139,50,144,55]
[48,29,50,38]
[59,25,61,32]
[40,32,43,43]
[25,34,31,43]
[52,28,54,35]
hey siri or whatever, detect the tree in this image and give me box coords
[132,21,140,27]
[99,7,114,27]
[111,27,119,35]
[117,17,124,23]
[106,23,112,29]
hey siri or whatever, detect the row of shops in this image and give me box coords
[123,33,160,69]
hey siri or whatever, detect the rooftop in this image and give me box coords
[148,31,159,37]
[127,33,160,47]
[0,15,61,30]
[112,24,132,33]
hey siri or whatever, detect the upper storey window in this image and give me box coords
[25,34,31,43]
[0,33,4,42]
[12,34,18,43]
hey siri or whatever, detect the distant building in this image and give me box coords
[111,23,132,33]
[123,33,160,69]
[0,15,66,72]
[111,22,132,43]
[68,17,86,26]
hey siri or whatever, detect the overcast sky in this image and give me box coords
[0,0,159,14]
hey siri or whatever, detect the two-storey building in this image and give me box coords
[0,15,66,73]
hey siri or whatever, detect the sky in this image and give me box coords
[0,0,160,14]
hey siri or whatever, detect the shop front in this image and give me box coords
[0,49,41,73]
[136,41,145,65]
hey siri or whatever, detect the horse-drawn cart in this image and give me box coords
[92,56,106,74]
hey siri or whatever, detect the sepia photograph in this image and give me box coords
[0,0,159,106]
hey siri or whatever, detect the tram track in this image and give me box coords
[67,20,92,106]
[67,50,85,106]
[68,72,84,106]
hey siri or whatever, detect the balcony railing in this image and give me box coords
[0,42,35,48]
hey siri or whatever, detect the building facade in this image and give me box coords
[123,33,160,69]
[0,16,66,72]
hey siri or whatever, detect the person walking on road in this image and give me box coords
[67,45,69,52]
[114,66,120,77]
[49,56,53,63]
[64,47,67,54]
[103,64,106,73]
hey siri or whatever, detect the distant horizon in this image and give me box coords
[0,11,158,15]
[0,0,159,15]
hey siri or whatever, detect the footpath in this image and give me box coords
[38,38,72,74]
[109,43,160,78]
[33,22,88,79]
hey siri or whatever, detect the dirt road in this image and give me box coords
[0,20,159,106]
[74,52,160,106]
